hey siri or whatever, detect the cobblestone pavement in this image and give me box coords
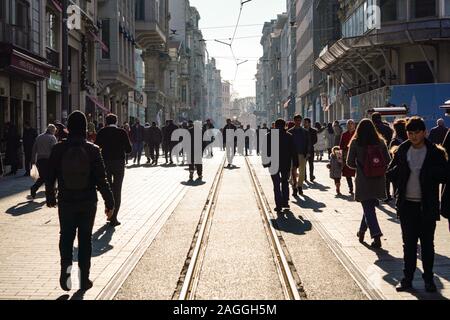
[249,157,450,300]
[0,155,221,300]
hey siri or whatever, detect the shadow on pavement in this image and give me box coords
[305,181,331,192]
[224,165,241,170]
[92,224,115,257]
[292,194,326,213]
[364,245,449,300]
[70,290,86,300]
[5,200,46,216]
[271,210,312,235]
[376,204,400,224]
[181,179,206,187]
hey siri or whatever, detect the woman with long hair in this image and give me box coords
[347,119,391,249]
[339,119,357,194]
[326,123,334,159]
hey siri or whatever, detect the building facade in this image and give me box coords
[316,0,450,128]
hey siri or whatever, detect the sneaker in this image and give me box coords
[396,279,413,292]
[59,265,72,292]
[425,280,437,293]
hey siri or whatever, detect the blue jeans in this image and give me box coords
[132,142,144,162]
[271,170,290,209]
[359,199,383,238]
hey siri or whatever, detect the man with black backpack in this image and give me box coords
[387,117,448,293]
[46,111,114,292]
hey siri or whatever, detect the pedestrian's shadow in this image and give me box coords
[73,224,115,261]
[364,245,449,300]
[292,195,326,213]
[181,179,206,187]
[5,200,46,216]
[271,210,312,235]
[376,204,400,224]
[92,224,115,257]
[305,181,331,192]
[224,165,241,170]
[126,164,141,169]
[161,163,177,168]
[335,193,354,201]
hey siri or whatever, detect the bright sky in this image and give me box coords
[189,0,286,98]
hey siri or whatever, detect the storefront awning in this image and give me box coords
[0,44,53,80]
[87,95,109,113]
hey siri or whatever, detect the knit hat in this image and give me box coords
[67,110,87,137]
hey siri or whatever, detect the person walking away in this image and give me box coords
[30,125,57,199]
[87,123,96,143]
[440,130,450,228]
[244,124,251,156]
[340,119,356,195]
[4,123,21,176]
[165,120,179,165]
[161,120,169,164]
[148,122,162,165]
[203,119,215,157]
[326,123,334,159]
[372,112,394,202]
[223,119,237,168]
[303,118,317,181]
[327,146,343,195]
[45,111,114,291]
[187,120,204,180]
[428,118,448,145]
[143,122,152,164]
[130,119,144,165]
[95,114,132,227]
[23,121,37,176]
[288,115,310,195]
[388,119,408,197]
[347,119,390,249]
[256,125,261,156]
[314,122,327,161]
[387,117,448,293]
[333,121,343,147]
[123,123,131,164]
[263,119,295,212]
[55,122,68,142]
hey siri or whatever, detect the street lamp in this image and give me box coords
[61,0,69,122]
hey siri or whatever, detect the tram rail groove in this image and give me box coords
[245,157,306,300]
[174,155,227,300]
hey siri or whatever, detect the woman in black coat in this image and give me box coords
[441,130,450,223]
[4,123,21,175]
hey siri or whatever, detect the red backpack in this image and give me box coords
[363,145,386,177]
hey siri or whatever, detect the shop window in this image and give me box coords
[405,61,434,84]
[46,11,58,50]
[411,0,437,19]
[101,19,110,59]
[446,0,450,16]
[135,0,145,20]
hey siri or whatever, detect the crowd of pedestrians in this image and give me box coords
[265,113,449,293]
[0,108,448,295]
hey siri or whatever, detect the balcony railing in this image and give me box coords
[0,22,30,50]
[46,47,59,68]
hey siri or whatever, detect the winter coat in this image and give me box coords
[333,124,342,147]
[386,139,448,221]
[428,125,448,145]
[340,130,356,177]
[130,124,145,143]
[374,121,393,143]
[288,126,310,156]
[263,129,295,174]
[329,153,343,179]
[326,131,334,149]
[441,131,450,219]
[315,129,328,152]
[347,140,391,202]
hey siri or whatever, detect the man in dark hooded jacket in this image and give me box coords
[46,111,114,292]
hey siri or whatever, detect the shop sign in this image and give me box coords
[10,54,50,79]
[48,71,62,92]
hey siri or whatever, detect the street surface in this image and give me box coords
[0,150,448,300]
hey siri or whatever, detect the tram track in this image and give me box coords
[173,155,306,300]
